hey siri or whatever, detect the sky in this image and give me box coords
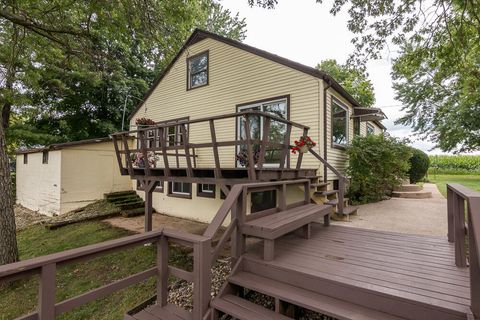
[220,0,444,154]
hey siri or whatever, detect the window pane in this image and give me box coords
[190,55,207,73]
[190,71,208,87]
[201,184,214,193]
[263,101,287,164]
[332,102,348,145]
[367,123,375,136]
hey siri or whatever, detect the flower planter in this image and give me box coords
[299,145,309,154]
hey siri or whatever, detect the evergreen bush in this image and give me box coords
[408,148,430,183]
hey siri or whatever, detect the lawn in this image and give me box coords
[0,221,192,320]
[427,174,480,197]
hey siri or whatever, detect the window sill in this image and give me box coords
[187,83,208,91]
[332,143,347,150]
[167,193,192,199]
[197,192,215,199]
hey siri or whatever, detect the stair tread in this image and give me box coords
[228,272,407,320]
[310,182,329,188]
[130,303,191,320]
[315,190,338,196]
[213,294,291,320]
[325,198,349,205]
[341,206,359,215]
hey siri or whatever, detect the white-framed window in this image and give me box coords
[331,99,349,147]
[168,182,192,198]
[23,154,28,164]
[367,123,375,136]
[197,183,216,198]
[237,97,288,167]
[187,51,208,90]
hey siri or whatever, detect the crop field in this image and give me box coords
[429,155,480,175]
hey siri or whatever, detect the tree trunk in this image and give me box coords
[0,113,18,265]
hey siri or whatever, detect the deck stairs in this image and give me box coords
[305,175,358,221]
[104,190,146,217]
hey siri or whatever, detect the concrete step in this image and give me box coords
[391,191,432,199]
[394,184,423,192]
[314,190,338,197]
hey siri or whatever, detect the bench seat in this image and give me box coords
[241,204,332,260]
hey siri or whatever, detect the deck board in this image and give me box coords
[245,224,471,318]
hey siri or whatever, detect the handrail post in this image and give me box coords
[454,193,467,267]
[39,263,56,320]
[296,128,309,171]
[279,123,292,169]
[139,130,151,176]
[243,115,256,180]
[337,178,345,215]
[468,198,480,317]
[156,235,168,307]
[447,186,454,242]
[193,238,211,320]
[209,119,221,179]
[257,117,270,170]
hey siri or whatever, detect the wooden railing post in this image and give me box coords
[156,235,168,307]
[144,181,158,232]
[296,128,309,171]
[193,238,211,320]
[337,178,345,215]
[279,123,292,169]
[38,263,56,320]
[121,134,135,177]
[243,116,256,180]
[209,119,221,179]
[180,123,193,177]
[139,130,151,176]
[454,193,467,267]
[157,127,171,177]
[257,117,270,170]
[447,187,454,242]
[112,135,127,175]
[468,197,480,318]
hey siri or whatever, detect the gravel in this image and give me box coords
[166,258,335,319]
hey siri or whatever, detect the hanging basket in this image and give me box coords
[299,145,309,154]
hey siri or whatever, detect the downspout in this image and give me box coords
[323,80,332,183]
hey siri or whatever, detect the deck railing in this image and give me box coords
[447,183,480,318]
[0,229,211,320]
[111,110,310,181]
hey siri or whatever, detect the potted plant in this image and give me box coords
[236,147,260,167]
[291,136,316,154]
[131,152,158,168]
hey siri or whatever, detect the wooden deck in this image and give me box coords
[238,224,471,320]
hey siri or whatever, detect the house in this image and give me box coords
[126,29,386,223]
[15,137,132,216]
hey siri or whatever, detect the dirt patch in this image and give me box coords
[104,212,210,235]
[14,205,49,230]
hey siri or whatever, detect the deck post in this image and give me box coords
[156,235,168,307]
[243,115,256,180]
[469,198,480,318]
[447,187,454,242]
[279,123,292,169]
[209,119,222,179]
[453,193,467,267]
[38,263,56,320]
[192,238,211,320]
[337,178,345,215]
[295,127,309,172]
[144,180,158,232]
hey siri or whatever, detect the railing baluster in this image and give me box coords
[139,130,151,177]
[112,135,127,175]
[158,127,171,177]
[257,117,270,170]
[279,123,292,169]
[243,116,256,180]
[296,127,309,171]
[180,123,193,177]
[39,263,56,320]
[469,199,480,317]
[121,134,135,177]
[454,194,467,267]
[209,119,221,179]
[156,235,168,307]
[447,187,454,242]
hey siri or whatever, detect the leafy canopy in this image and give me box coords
[249,0,480,153]
[316,59,375,107]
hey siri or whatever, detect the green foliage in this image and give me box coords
[0,221,193,319]
[429,155,480,175]
[316,59,375,107]
[347,134,412,204]
[408,148,429,183]
[428,174,480,198]
[1,0,247,149]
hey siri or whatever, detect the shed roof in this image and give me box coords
[16,137,113,155]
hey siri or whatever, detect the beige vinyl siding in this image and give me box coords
[60,141,132,214]
[370,121,384,134]
[359,121,367,136]
[130,37,326,222]
[130,37,323,170]
[16,151,62,216]
[325,89,355,181]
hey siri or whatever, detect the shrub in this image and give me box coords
[429,155,480,174]
[347,134,411,204]
[408,148,430,183]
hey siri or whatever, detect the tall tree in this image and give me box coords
[250,0,480,152]
[0,0,246,265]
[316,59,375,107]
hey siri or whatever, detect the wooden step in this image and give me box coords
[127,303,191,320]
[391,191,432,199]
[242,256,468,320]
[325,198,349,206]
[212,294,291,320]
[314,190,338,197]
[340,205,358,216]
[228,271,407,320]
[310,182,329,188]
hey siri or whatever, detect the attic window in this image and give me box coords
[42,151,49,164]
[187,51,208,90]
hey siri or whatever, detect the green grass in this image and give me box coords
[427,174,480,197]
[0,221,192,320]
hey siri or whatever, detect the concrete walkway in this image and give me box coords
[333,183,448,237]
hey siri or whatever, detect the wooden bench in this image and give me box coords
[242,203,332,261]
